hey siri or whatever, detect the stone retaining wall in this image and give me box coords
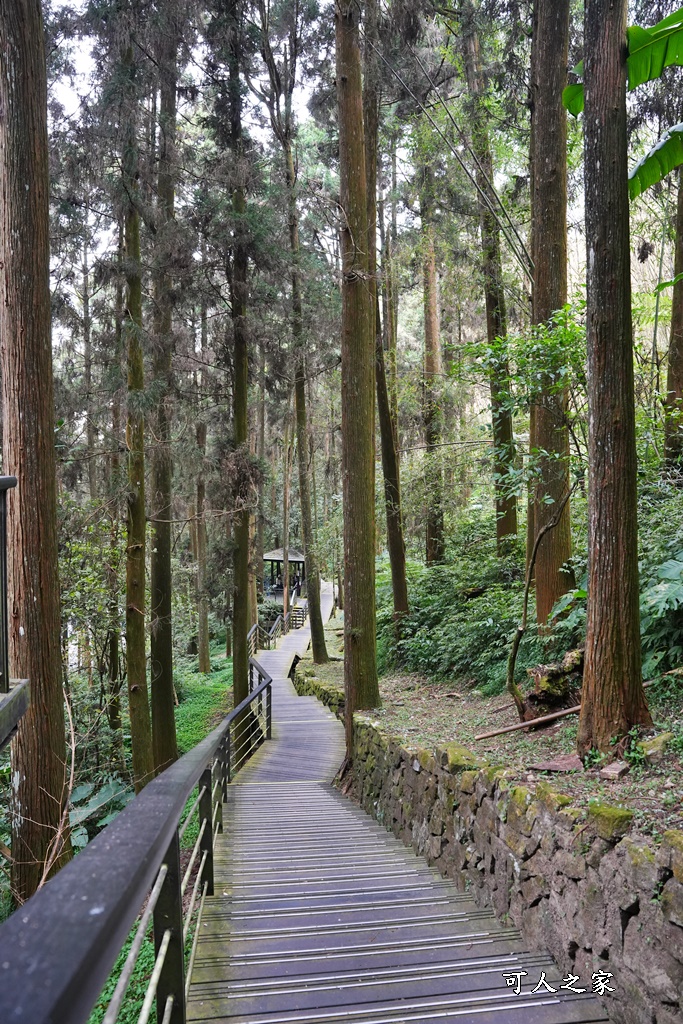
[293,665,683,1024]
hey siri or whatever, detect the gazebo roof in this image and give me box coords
[263,548,305,563]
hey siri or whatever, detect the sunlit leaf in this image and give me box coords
[629,122,683,198]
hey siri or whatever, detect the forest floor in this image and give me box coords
[315,615,683,842]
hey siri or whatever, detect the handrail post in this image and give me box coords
[213,760,223,835]
[199,768,214,897]
[153,831,186,1024]
[225,729,232,784]
[220,734,229,798]
[266,681,272,739]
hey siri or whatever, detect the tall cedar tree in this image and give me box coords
[665,169,683,466]
[229,0,251,711]
[0,0,72,900]
[122,41,155,791]
[256,0,328,662]
[577,0,652,754]
[150,17,180,771]
[363,0,409,620]
[336,0,380,758]
[529,0,574,623]
[462,15,517,550]
[420,164,445,564]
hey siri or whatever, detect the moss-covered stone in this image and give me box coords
[536,781,573,812]
[637,732,674,764]
[587,801,634,841]
[438,743,480,773]
[658,830,683,883]
[460,770,478,795]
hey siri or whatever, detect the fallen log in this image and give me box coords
[474,679,656,741]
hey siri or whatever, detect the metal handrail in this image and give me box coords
[0,658,273,1024]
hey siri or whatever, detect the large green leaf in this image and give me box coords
[627,8,683,89]
[629,122,683,198]
[562,6,683,115]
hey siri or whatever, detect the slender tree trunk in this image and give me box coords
[463,21,517,550]
[420,167,445,564]
[1,0,72,900]
[665,168,683,467]
[150,25,179,772]
[196,421,211,672]
[225,510,232,657]
[389,139,399,427]
[530,0,574,624]
[577,0,652,755]
[229,7,250,708]
[364,2,409,623]
[337,0,379,754]
[284,143,329,661]
[107,229,124,759]
[83,225,97,502]
[257,342,266,598]
[282,407,293,618]
[122,44,154,792]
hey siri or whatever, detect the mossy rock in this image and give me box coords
[460,770,478,795]
[536,781,573,812]
[587,801,633,841]
[439,743,480,773]
[637,732,674,764]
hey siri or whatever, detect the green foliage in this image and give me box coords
[377,511,561,695]
[174,655,232,756]
[630,122,683,199]
[563,6,683,116]
[87,926,156,1024]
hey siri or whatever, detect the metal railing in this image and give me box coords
[0,656,272,1024]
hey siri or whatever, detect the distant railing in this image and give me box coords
[0,655,272,1024]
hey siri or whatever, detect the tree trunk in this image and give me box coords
[463,20,517,550]
[122,44,154,792]
[83,225,97,502]
[282,404,293,618]
[420,167,445,564]
[530,0,574,624]
[150,25,179,772]
[196,420,211,672]
[336,0,379,752]
[665,168,683,467]
[364,2,409,624]
[0,0,72,901]
[577,0,652,755]
[229,7,250,709]
[257,342,266,598]
[284,143,329,662]
[107,228,124,763]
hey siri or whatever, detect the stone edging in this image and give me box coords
[293,663,683,1024]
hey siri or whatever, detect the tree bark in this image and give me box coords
[530,0,574,624]
[364,2,409,623]
[229,5,250,709]
[122,44,154,792]
[286,144,328,662]
[196,420,211,672]
[463,20,517,550]
[0,0,72,900]
[336,0,380,752]
[420,167,445,564]
[150,23,179,772]
[83,223,97,502]
[665,168,683,467]
[578,0,652,755]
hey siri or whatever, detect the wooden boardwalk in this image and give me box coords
[188,584,608,1024]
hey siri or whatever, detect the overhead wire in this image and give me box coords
[361,32,534,286]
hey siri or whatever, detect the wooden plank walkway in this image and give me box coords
[188,583,608,1024]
